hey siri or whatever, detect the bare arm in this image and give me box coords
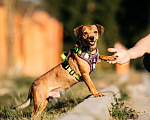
[128,34,150,59]
[107,34,150,64]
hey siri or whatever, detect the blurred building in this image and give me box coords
[0,6,63,76]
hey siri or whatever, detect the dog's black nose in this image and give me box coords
[89,36,94,40]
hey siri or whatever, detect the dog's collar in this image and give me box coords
[89,48,97,52]
[79,46,96,53]
[76,41,97,53]
[74,46,99,56]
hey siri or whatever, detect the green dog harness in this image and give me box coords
[61,60,81,80]
[61,47,99,81]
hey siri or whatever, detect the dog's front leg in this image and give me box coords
[82,73,103,97]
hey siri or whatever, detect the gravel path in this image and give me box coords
[125,72,150,120]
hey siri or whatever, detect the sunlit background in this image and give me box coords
[0,0,149,119]
[0,0,149,76]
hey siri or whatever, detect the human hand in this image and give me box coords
[107,48,131,64]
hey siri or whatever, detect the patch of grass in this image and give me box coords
[13,76,36,88]
[119,90,130,101]
[109,90,138,120]
[0,75,85,119]
[43,94,84,119]
[0,92,84,119]
[109,98,138,120]
[0,106,32,119]
[0,70,143,119]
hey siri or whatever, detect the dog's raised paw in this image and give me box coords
[99,55,118,61]
[108,55,118,61]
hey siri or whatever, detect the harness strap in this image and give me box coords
[74,47,82,54]
[61,53,81,80]
[61,52,67,62]
[74,47,99,73]
[74,47,90,59]
[61,46,99,80]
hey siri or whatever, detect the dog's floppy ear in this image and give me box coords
[95,24,104,35]
[74,25,83,38]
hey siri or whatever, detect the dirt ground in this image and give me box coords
[125,72,150,120]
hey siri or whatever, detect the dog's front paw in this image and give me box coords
[107,55,118,61]
[100,55,118,61]
[94,93,105,97]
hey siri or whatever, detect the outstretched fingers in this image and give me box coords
[107,48,131,64]
[107,48,117,53]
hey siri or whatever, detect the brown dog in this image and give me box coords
[13,24,117,117]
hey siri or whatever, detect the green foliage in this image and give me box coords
[117,0,150,48]
[109,98,138,120]
[44,0,150,69]
[2,0,150,69]
[45,0,149,48]
[119,90,130,101]
[7,0,149,68]
[45,0,121,48]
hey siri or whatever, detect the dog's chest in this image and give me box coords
[76,50,99,73]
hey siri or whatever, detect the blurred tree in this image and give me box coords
[3,0,15,74]
[117,0,150,69]
[117,0,150,48]
[44,0,149,69]
[45,0,121,52]
[45,0,149,46]
[2,0,38,75]
[2,0,149,70]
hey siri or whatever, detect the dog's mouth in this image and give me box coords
[89,41,95,46]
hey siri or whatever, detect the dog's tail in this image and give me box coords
[13,87,32,110]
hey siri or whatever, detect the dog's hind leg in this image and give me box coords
[31,99,48,118]
[31,87,49,117]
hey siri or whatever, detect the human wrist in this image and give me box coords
[126,50,132,59]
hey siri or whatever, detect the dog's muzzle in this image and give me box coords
[89,36,94,40]
[88,36,95,46]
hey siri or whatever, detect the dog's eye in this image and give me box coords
[94,31,98,34]
[84,32,87,34]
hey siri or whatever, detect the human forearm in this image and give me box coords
[127,34,150,59]
[127,46,145,59]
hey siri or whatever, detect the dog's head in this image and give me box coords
[74,24,104,49]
